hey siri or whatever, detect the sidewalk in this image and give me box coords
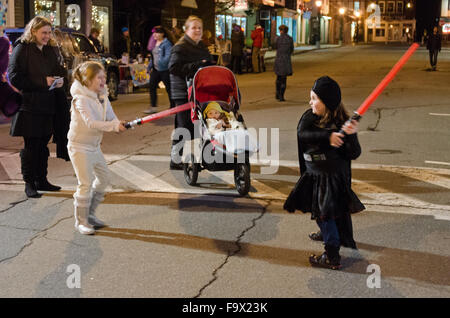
[264,44,341,60]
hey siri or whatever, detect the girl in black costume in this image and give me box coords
[284,76,365,270]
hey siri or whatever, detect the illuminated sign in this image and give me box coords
[443,23,450,34]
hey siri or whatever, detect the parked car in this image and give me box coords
[4,28,120,100]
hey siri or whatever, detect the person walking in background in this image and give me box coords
[8,16,65,198]
[230,24,244,75]
[89,28,104,53]
[284,76,365,270]
[143,26,174,114]
[68,61,127,235]
[274,25,293,102]
[427,26,441,71]
[168,15,213,170]
[251,23,264,73]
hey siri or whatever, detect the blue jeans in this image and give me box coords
[316,219,340,247]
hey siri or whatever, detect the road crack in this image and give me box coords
[367,108,382,131]
[0,199,28,214]
[194,202,269,298]
[0,198,72,264]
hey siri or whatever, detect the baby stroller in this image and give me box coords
[183,66,258,196]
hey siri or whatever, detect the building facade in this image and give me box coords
[327,0,416,44]
[1,0,114,52]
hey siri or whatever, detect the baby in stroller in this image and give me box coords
[204,101,243,135]
[202,101,257,155]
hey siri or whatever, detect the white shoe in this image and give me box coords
[77,224,95,235]
[143,109,157,114]
[74,206,95,235]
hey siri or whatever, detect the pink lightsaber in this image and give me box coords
[124,102,193,129]
[345,42,420,126]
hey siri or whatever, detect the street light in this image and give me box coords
[315,1,322,48]
[339,8,345,44]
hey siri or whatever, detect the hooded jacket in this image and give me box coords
[68,79,120,151]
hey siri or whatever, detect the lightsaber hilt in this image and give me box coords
[338,111,362,135]
[125,118,143,129]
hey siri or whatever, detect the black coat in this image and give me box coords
[274,33,294,76]
[231,30,245,57]
[168,35,213,101]
[8,41,64,138]
[284,109,365,247]
[427,32,441,52]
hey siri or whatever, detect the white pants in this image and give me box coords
[68,146,110,208]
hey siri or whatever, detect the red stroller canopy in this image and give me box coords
[191,66,240,109]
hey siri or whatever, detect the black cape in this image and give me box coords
[284,109,365,248]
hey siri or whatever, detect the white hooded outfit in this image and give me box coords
[67,79,120,209]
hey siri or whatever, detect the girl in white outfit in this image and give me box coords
[68,61,126,235]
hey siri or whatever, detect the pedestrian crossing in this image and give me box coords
[0,152,449,220]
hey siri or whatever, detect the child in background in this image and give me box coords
[68,61,126,235]
[284,76,365,270]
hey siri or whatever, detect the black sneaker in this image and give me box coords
[309,252,341,270]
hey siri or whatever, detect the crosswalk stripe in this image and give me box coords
[109,160,180,192]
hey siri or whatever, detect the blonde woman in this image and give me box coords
[168,15,213,169]
[8,16,64,198]
[68,61,126,235]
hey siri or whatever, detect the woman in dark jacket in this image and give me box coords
[144,26,174,114]
[284,76,365,270]
[274,25,294,102]
[168,15,213,169]
[427,26,441,71]
[230,24,245,74]
[8,16,65,198]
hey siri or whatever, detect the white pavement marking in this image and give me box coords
[108,160,180,192]
[425,160,450,167]
[1,152,449,220]
[429,113,450,116]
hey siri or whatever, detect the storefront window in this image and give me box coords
[92,5,109,52]
[226,15,232,39]
[0,0,8,28]
[216,15,226,39]
[34,0,60,26]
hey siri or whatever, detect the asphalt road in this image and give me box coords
[0,44,449,299]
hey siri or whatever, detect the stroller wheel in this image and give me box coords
[184,154,199,186]
[234,163,250,196]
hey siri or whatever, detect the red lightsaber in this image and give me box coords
[124,102,193,129]
[344,42,419,126]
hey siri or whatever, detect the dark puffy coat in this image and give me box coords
[8,41,64,137]
[274,33,294,76]
[168,35,212,101]
[231,30,245,56]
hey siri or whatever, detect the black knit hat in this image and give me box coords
[312,76,341,111]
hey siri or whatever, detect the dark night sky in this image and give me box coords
[415,0,442,36]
